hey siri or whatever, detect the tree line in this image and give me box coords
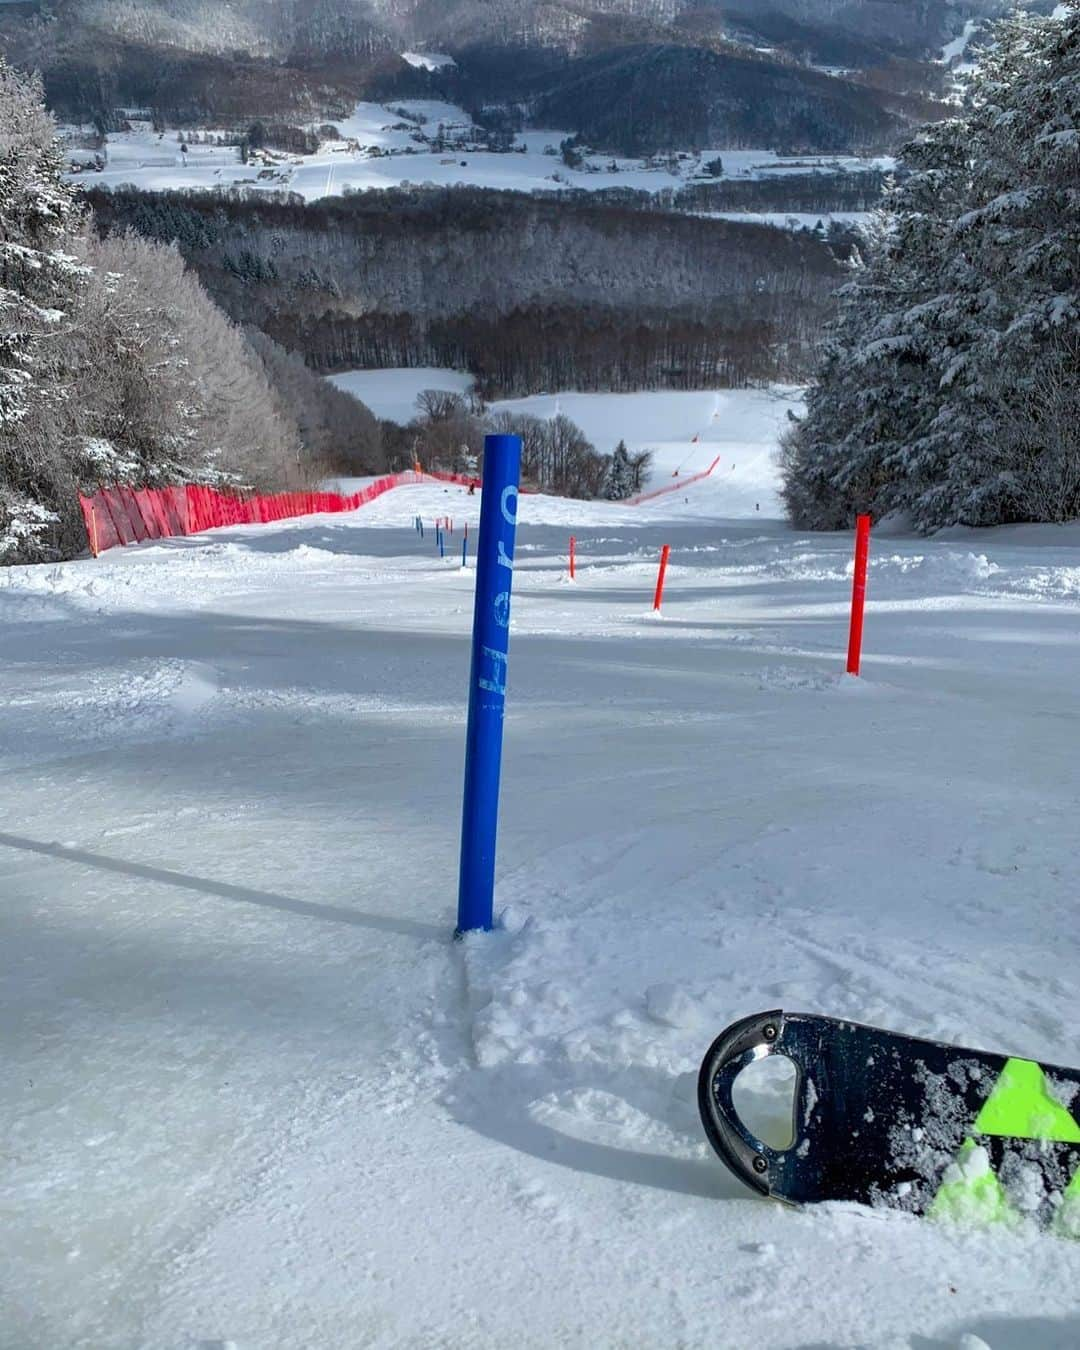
[86,185,846,396]
[671,170,893,216]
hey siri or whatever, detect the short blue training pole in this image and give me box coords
[456,433,522,936]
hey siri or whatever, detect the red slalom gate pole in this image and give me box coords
[846,514,872,676]
[653,544,671,612]
[569,535,576,580]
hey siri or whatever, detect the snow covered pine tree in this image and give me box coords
[0,59,85,559]
[605,440,635,500]
[782,4,1079,532]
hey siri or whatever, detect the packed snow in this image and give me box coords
[3,391,1080,1347]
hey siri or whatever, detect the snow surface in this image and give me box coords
[702,209,872,231]
[4,393,1080,1347]
[401,52,457,72]
[942,19,979,65]
[327,367,475,424]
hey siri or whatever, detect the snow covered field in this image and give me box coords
[4,448,1080,1345]
[703,210,871,230]
[327,367,475,425]
[64,102,892,215]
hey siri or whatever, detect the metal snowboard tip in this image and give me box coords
[697,1009,793,1201]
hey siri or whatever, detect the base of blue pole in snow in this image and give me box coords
[456,434,521,937]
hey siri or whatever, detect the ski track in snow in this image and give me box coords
[3,414,1080,1348]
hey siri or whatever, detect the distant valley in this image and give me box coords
[2,0,1058,413]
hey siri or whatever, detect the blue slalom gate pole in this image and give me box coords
[419,519,424,540]
[456,434,521,936]
[461,536,468,569]
[439,529,445,559]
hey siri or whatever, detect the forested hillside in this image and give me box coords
[0,0,1010,150]
[87,186,846,395]
[0,0,966,62]
[782,5,1080,531]
[0,59,385,564]
[530,44,903,155]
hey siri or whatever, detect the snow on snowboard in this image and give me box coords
[699,1011,1080,1234]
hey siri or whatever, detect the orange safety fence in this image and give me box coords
[80,472,425,557]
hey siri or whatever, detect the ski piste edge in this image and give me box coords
[698,1010,1080,1235]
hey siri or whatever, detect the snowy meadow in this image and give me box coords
[64,99,888,231]
[2,397,1080,1348]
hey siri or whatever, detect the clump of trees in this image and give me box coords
[603,440,651,499]
[782,6,1080,532]
[0,58,382,563]
[245,121,321,156]
[486,409,607,498]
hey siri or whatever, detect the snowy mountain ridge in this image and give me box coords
[0,0,1031,135]
[25,0,1017,55]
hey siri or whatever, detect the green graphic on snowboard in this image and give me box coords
[930,1058,1080,1229]
[973,1058,1080,1142]
[929,1138,1011,1224]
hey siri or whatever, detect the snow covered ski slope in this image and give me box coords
[326,379,801,518]
[489,386,801,517]
[3,473,1080,1348]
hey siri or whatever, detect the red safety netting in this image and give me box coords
[626,456,721,506]
[422,469,541,495]
[79,456,689,558]
[423,469,482,489]
[79,472,425,557]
